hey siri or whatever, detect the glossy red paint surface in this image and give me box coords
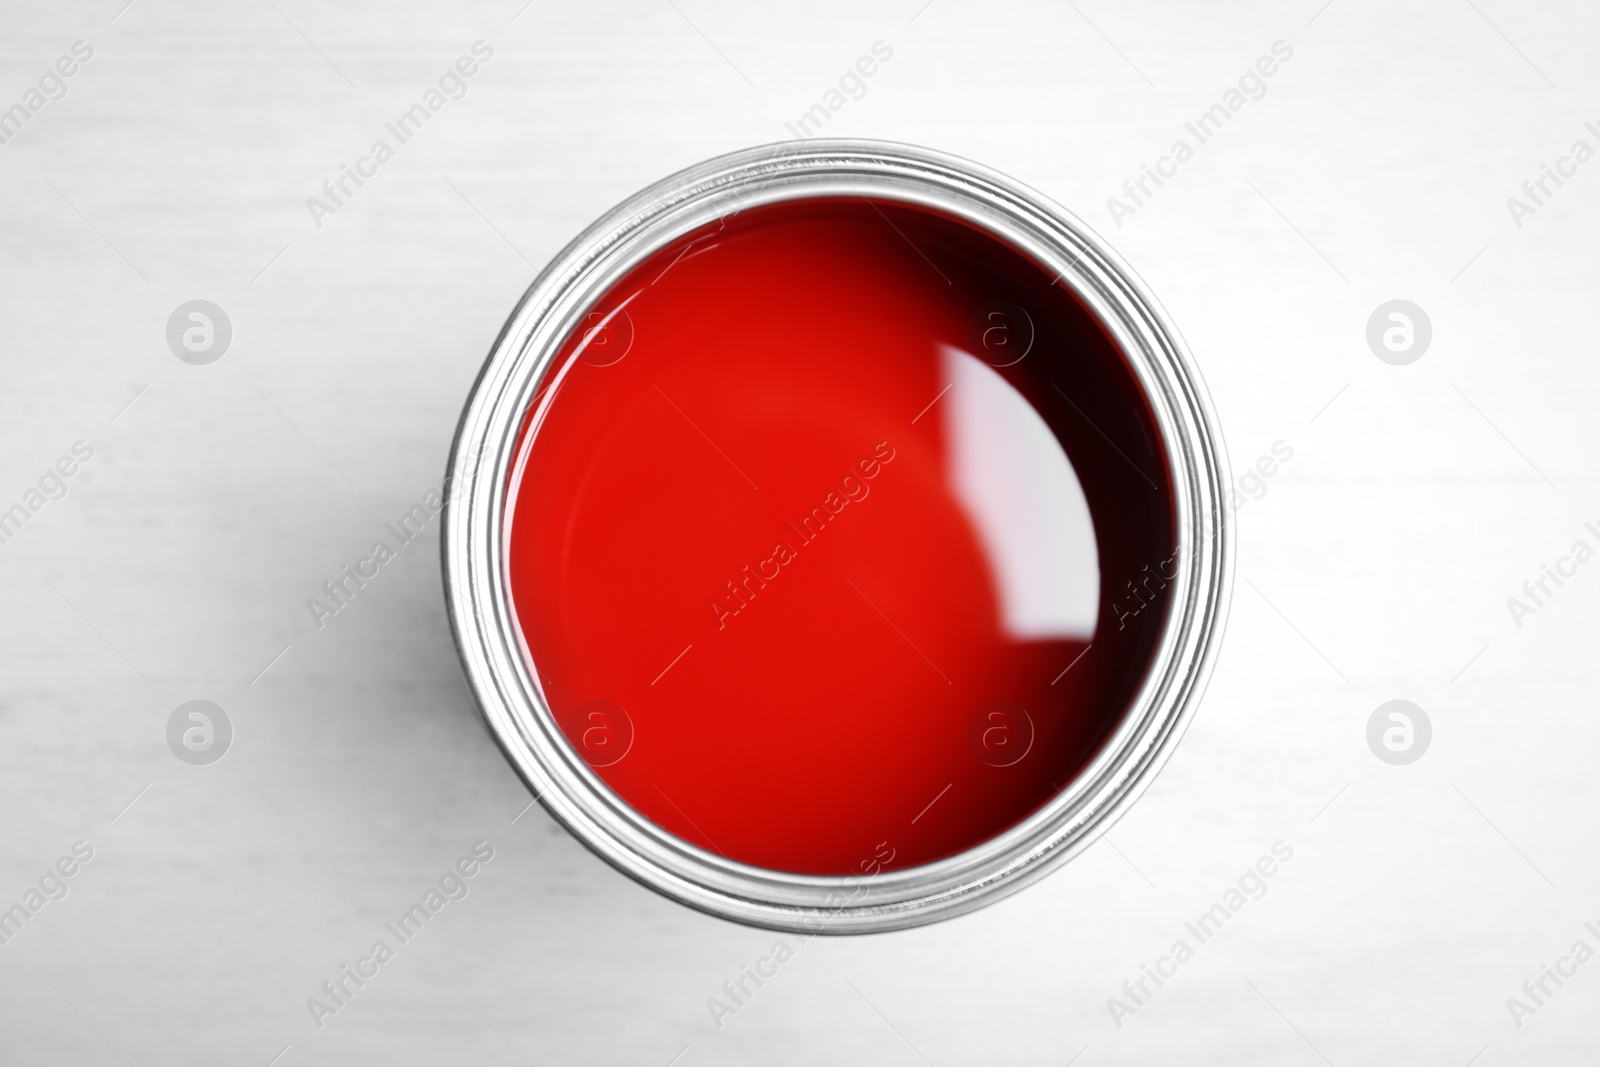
[505,199,1175,874]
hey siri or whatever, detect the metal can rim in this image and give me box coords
[442,138,1233,934]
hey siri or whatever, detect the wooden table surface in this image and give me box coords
[2,0,1597,1063]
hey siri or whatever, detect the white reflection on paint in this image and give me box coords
[941,344,1099,639]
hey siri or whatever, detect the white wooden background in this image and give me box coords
[2,0,1597,1063]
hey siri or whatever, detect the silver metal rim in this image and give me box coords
[442,138,1232,934]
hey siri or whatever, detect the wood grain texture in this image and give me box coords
[1,0,1597,1063]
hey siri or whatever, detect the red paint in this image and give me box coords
[505,198,1175,875]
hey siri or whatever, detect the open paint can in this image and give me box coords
[443,139,1230,933]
